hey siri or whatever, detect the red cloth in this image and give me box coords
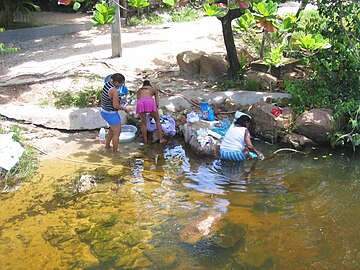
[136,97,158,114]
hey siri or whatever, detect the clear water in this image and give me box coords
[1,138,359,269]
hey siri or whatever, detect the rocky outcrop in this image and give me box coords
[248,102,295,143]
[176,51,227,79]
[183,121,220,156]
[0,104,126,130]
[281,133,315,148]
[176,50,204,74]
[199,54,227,79]
[293,109,334,144]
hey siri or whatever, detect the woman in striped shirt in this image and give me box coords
[100,73,130,153]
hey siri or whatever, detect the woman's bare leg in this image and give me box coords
[111,123,121,153]
[105,128,112,149]
[151,111,164,143]
[139,113,148,144]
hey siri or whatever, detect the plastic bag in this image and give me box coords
[200,102,215,121]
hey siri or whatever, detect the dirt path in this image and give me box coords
[0,13,226,157]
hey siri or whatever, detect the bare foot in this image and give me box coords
[105,145,111,149]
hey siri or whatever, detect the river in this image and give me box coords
[1,138,359,269]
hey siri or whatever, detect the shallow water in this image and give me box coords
[1,139,359,269]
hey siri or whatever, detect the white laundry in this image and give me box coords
[186,111,200,123]
[196,128,214,147]
[0,132,25,171]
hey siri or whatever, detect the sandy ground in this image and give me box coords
[0,12,226,158]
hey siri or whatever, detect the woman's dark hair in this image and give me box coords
[234,115,251,127]
[143,80,151,86]
[111,73,125,83]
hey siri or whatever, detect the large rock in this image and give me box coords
[281,133,315,148]
[199,54,227,79]
[0,104,126,130]
[248,102,295,142]
[183,121,220,156]
[243,70,278,91]
[293,109,334,144]
[161,90,291,113]
[176,51,205,75]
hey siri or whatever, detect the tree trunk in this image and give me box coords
[220,17,240,78]
[295,0,309,18]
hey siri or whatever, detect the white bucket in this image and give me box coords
[119,125,137,142]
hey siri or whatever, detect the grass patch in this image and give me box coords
[170,7,200,22]
[51,87,102,109]
[244,78,262,91]
[0,125,38,191]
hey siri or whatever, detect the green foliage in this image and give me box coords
[329,101,360,150]
[0,42,20,55]
[215,67,246,91]
[233,10,256,31]
[0,0,40,28]
[127,14,165,26]
[91,1,116,27]
[170,7,199,22]
[163,0,177,8]
[293,33,331,54]
[264,46,284,67]
[1,28,20,56]
[244,78,262,91]
[128,0,150,9]
[0,125,38,190]
[203,3,228,18]
[51,87,102,109]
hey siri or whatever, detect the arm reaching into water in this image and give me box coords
[244,129,264,160]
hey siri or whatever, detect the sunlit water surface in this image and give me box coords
[1,139,360,269]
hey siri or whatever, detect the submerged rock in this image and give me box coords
[76,175,97,193]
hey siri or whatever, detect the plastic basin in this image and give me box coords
[119,125,137,142]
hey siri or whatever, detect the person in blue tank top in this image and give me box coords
[220,115,264,161]
[100,73,131,153]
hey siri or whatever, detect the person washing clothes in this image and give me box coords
[136,80,164,144]
[220,115,264,161]
[100,73,131,153]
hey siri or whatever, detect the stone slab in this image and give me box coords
[0,104,126,130]
[161,90,291,112]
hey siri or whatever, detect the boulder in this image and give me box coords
[281,133,315,148]
[293,109,334,144]
[248,102,295,142]
[199,54,228,79]
[243,70,277,90]
[0,104,127,130]
[176,51,205,75]
[183,121,220,156]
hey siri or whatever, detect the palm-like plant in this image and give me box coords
[0,0,40,29]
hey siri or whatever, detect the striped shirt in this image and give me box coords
[101,82,119,112]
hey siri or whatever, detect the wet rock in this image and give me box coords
[208,220,246,248]
[293,108,334,144]
[248,102,295,143]
[183,121,221,156]
[42,226,75,248]
[76,174,97,193]
[179,215,221,244]
[281,133,315,148]
[144,247,178,268]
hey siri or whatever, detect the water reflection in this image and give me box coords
[1,140,360,269]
